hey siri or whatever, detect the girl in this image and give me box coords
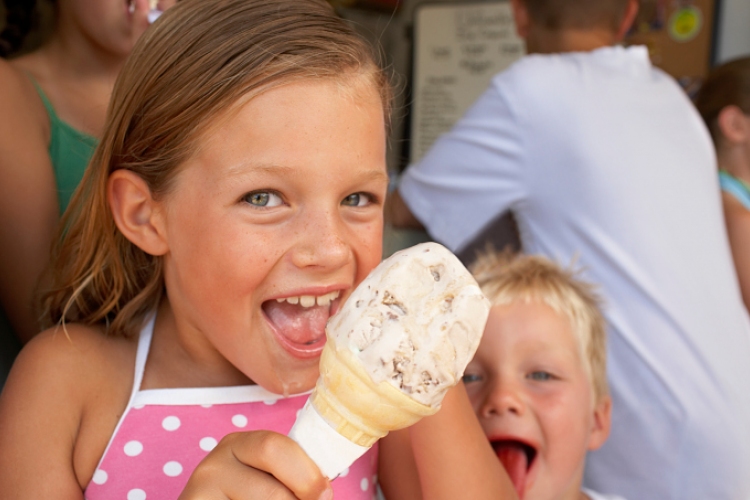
[0,1,516,498]
[0,0,175,345]
[695,56,750,312]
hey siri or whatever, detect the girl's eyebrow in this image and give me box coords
[225,162,296,176]
[361,169,390,183]
[226,162,389,184]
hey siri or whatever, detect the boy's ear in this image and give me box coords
[616,0,639,41]
[718,105,750,145]
[108,169,169,256]
[587,395,612,451]
[510,0,530,39]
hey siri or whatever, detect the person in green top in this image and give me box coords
[0,0,176,371]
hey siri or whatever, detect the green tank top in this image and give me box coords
[33,82,98,214]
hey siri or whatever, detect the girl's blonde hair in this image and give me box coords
[38,0,392,337]
[469,249,609,403]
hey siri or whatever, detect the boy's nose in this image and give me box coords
[290,209,351,270]
[481,379,525,418]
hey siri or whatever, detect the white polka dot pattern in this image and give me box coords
[199,437,218,452]
[92,469,108,485]
[162,416,181,431]
[124,441,143,457]
[163,461,183,477]
[127,489,146,500]
[231,414,248,428]
[84,395,376,499]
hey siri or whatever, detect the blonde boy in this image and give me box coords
[464,250,623,500]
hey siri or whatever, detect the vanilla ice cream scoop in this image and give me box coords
[289,242,490,478]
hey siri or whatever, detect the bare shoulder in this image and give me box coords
[0,56,45,119]
[0,323,137,495]
[722,192,750,221]
[9,322,136,388]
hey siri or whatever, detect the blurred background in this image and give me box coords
[3,0,748,258]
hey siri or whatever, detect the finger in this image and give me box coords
[227,431,332,500]
[181,455,297,500]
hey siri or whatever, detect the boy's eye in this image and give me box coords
[342,192,372,207]
[243,190,283,207]
[462,373,483,384]
[527,371,554,381]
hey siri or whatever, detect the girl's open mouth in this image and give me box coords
[262,291,341,358]
[491,439,537,499]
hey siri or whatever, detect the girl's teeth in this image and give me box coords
[274,291,340,308]
[316,293,333,306]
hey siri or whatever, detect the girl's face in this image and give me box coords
[60,0,176,57]
[157,76,388,395]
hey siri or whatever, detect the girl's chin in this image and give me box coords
[262,369,319,397]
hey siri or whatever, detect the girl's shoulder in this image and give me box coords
[29,321,134,365]
[0,56,50,143]
[0,323,137,491]
[7,323,137,413]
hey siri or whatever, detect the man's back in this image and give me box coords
[398,45,750,499]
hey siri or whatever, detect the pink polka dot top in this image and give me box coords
[84,316,379,500]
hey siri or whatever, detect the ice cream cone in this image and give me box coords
[311,338,437,447]
[289,242,490,478]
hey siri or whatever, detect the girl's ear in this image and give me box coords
[108,170,169,256]
[587,395,612,451]
[717,105,750,145]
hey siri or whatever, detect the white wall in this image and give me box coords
[715,0,750,63]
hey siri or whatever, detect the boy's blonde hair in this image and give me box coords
[470,249,609,403]
[523,0,630,32]
[37,0,391,338]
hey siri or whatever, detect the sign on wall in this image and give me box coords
[410,1,525,163]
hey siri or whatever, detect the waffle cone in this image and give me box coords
[311,340,438,447]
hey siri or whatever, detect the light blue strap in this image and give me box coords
[719,171,750,211]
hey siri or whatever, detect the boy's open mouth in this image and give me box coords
[262,291,340,358]
[491,439,537,499]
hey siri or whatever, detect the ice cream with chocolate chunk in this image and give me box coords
[289,242,490,478]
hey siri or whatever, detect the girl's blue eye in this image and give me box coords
[243,191,282,207]
[462,373,482,384]
[527,371,553,381]
[342,192,372,207]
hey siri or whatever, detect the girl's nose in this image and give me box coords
[290,209,351,270]
[480,378,525,418]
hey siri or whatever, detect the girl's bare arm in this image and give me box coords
[379,382,518,500]
[0,60,59,343]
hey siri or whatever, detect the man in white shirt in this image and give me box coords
[389,0,750,498]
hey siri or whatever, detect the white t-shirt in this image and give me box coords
[399,46,750,500]
[583,487,626,500]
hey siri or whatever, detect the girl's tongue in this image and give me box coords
[264,300,330,346]
[495,441,530,499]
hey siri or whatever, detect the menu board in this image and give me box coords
[410,1,525,163]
